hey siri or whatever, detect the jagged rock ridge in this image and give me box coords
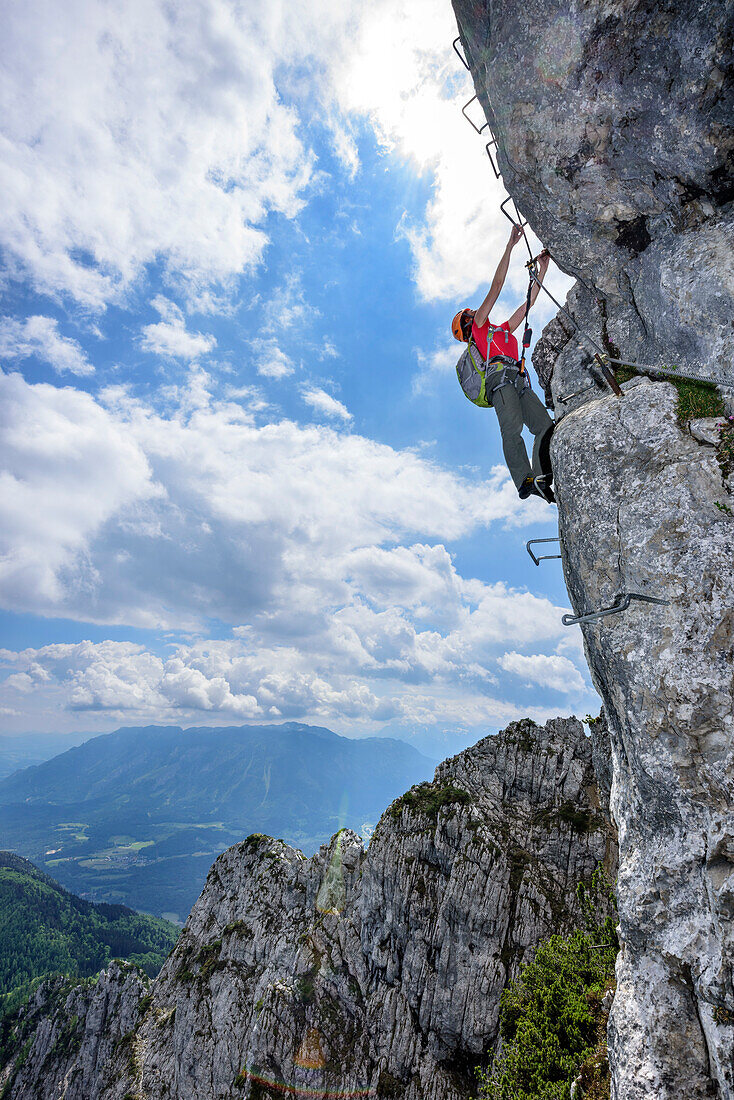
[1,717,615,1100]
[452,1,734,1097]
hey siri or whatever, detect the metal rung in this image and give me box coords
[500,195,526,229]
[500,195,533,258]
[485,139,501,179]
[562,592,668,627]
[526,538,561,566]
[452,36,470,70]
[461,95,490,135]
[557,383,596,404]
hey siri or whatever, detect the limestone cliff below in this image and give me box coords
[1,717,614,1100]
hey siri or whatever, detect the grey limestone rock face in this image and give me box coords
[453,0,734,389]
[453,0,734,1095]
[0,961,149,1100]
[551,379,734,1100]
[1,717,615,1100]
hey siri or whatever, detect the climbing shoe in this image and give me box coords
[518,474,555,503]
[518,476,536,499]
[533,474,556,504]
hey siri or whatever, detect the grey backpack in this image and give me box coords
[456,340,493,407]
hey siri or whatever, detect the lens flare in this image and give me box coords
[316,831,346,914]
[238,1067,374,1098]
[316,795,350,914]
[295,1028,327,1070]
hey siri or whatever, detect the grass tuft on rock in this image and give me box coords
[614,364,725,423]
[716,415,734,481]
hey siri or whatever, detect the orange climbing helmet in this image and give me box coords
[452,307,475,342]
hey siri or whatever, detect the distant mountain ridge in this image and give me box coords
[0,732,95,780]
[0,723,436,920]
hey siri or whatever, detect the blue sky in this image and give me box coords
[0,0,598,757]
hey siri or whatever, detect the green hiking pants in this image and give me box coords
[491,377,554,490]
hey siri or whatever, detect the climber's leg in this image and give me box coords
[520,388,554,479]
[493,384,532,489]
[536,421,555,482]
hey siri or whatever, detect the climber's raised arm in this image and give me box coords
[474,224,524,328]
[505,250,550,333]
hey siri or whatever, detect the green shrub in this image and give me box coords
[476,871,617,1100]
[388,782,471,822]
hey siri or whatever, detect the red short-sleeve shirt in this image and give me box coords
[471,319,519,362]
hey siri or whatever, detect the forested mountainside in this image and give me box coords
[0,852,178,1019]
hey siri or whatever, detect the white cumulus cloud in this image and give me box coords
[140,296,217,361]
[0,369,158,610]
[0,316,94,376]
[302,386,351,421]
[0,369,544,630]
[251,339,294,379]
[498,652,588,694]
[0,0,316,308]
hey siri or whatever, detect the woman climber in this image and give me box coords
[452,225,555,503]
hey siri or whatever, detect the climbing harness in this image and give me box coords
[562,592,669,627]
[456,341,526,407]
[526,538,561,566]
[492,358,530,398]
